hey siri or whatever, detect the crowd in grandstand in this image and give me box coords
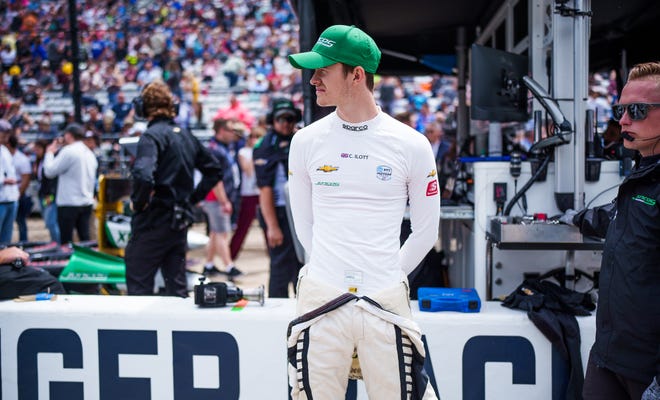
[0,0,301,134]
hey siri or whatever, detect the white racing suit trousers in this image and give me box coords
[287,271,439,399]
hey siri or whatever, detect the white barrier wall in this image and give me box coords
[0,295,595,399]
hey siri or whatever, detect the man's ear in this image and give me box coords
[352,66,365,83]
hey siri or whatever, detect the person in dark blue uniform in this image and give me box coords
[253,98,303,298]
[125,81,222,297]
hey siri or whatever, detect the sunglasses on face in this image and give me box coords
[611,103,660,121]
[276,115,296,123]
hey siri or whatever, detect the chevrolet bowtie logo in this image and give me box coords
[317,165,339,173]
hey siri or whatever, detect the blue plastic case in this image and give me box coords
[417,287,481,313]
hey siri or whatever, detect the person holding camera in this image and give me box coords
[125,81,223,297]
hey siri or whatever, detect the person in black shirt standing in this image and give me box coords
[565,61,660,400]
[125,81,222,297]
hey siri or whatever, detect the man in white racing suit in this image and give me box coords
[287,25,441,399]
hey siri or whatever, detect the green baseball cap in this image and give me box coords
[288,25,381,74]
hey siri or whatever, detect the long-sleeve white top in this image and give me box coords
[288,110,440,296]
[43,141,97,206]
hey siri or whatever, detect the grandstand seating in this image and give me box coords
[17,75,267,143]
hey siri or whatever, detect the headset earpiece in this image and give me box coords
[132,96,145,119]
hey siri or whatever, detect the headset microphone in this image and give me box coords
[621,132,660,142]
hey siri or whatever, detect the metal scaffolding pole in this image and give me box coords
[67,0,82,124]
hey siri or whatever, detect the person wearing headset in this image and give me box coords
[562,61,660,400]
[125,81,223,297]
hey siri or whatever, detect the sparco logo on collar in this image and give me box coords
[317,37,335,47]
[342,124,368,132]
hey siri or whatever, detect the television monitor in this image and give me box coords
[470,44,529,122]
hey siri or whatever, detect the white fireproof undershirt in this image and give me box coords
[288,110,440,296]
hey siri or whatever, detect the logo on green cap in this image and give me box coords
[317,38,336,48]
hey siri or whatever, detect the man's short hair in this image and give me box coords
[213,118,229,133]
[627,61,660,82]
[63,123,85,140]
[213,119,246,138]
[35,139,50,150]
[341,63,375,92]
[7,134,18,149]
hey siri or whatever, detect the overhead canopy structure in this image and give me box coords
[289,0,660,76]
[289,0,660,142]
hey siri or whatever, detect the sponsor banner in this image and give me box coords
[0,296,595,399]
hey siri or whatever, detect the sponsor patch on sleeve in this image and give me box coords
[426,180,439,196]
